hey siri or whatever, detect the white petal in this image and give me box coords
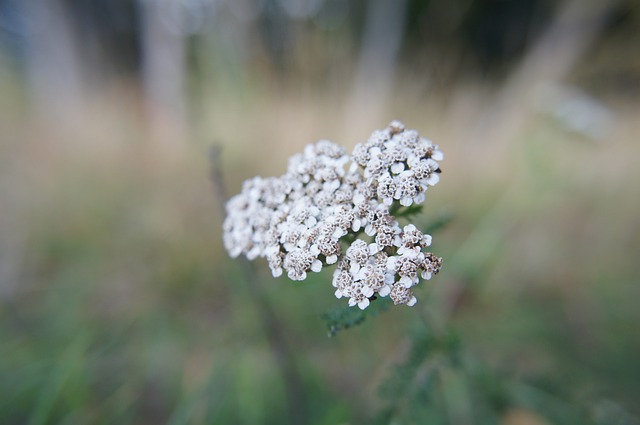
[311,260,322,272]
[425,173,440,186]
[272,268,283,278]
[326,254,338,264]
[386,256,397,270]
[323,179,341,192]
[358,298,370,310]
[407,155,419,168]
[422,234,432,246]
[352,219,362,232]
[402,247,419,259]
[378,285,391,297]
[414,192,426,204]
[362,286,374,297]
[349,263,361,274]
[365,225,377,237]
[335,289,343,299]
[407,296,417,307]
[265,245,279,256]
[391,162,405,174]
[310,244,321,256]
[431,150,444,161]
[400,197,413,207]
[421,270,432,280]
[332,227,346,239]
[304,145,315,156]
[348,298,357,307]
[247,247,261,260]
[369,243,379,255]
[400,276,413,288]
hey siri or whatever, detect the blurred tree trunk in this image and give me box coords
[346,0,408,131]
[23,0,86,127]
[139,0,187,145]
[462,0,620,158]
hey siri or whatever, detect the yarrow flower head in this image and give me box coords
[223,121,444,309]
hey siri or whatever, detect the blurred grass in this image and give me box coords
[0,65,639,424]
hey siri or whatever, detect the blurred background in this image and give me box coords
[1,0,639,424]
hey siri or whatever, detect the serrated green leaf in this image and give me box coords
[321,297,392,337]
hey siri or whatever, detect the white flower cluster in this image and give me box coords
[223,121,444,309]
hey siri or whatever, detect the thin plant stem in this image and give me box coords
[209,145,308,424]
